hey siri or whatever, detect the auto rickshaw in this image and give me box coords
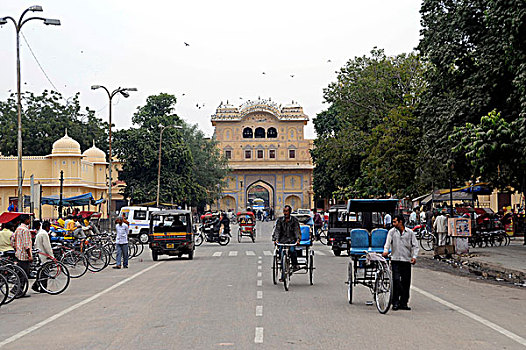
[236,211,256,243]
[149,210,195,261]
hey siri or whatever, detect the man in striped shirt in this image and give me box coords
[12,214,33,297]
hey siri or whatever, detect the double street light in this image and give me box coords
[1,6,61,210]
[157,124,183,207]
[91,85,137,231]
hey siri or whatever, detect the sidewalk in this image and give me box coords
[421,238,526,285]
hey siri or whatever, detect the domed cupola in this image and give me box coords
[82,140,106,163]
[51,130,81,155]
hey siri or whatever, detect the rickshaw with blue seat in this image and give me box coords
[272,221,315,291]
[345,199,397,314]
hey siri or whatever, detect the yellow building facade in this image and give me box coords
[0,131,122,219]
[211,99,314,214]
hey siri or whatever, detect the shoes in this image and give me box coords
[123,266,128,269]
[399,305,411,311]
[392,304,399,311]
[112,266,121,269]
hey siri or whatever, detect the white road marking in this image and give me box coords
[257,280,262,286]
[254,327,264,343]
[257,272,262,277]
[0,262,163,349]
[257,291,263,299]
[413,286,526,347]
[256,305,263,317]
[212,252,222,257]
[257,265,262,270]
[263,251,272,256]
[229,251,238,256]
[246,251,255,256]
[258,256,262,259]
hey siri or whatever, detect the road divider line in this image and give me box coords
[246,251,256,256]
[254,327,264,343]
[258,256,262,259]
[212,252,222,257]
[257,280,262,286]
[412,286,526,347]
[257,272,262,277]
[256,305,263,317]
[229,251,238,256]
[257,291,263,299]
[257,265,262,270]
[263,251,272,256]
[0,262,164,349]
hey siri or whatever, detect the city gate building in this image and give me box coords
[211,98,314,214]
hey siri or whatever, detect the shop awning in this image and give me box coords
[41,192,104,207]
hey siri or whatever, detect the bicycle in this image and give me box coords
[273,243,297,291]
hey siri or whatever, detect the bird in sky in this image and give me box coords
[81,50,84,53]
[327,59,332,63]
[262,72,266,75]
[182,93,185,96]
[290,75,295,78]
[239,97,243,99]
[184,42,190,46]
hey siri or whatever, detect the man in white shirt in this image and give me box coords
[113,216,129,269]
[384,212,392,229]
[32,221,54,293]
[409,210,417,225]
[433,212,449,246]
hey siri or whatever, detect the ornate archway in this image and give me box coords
[220,195,236,211]
[285,195,302,211]
[246,181,274,211]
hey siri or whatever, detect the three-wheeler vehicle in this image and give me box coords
[345,199,396,314]
[237,211,256,243]
[149,210,195,261]
[326,204,353,256]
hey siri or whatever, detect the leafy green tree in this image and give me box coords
[113,93,228,207]
[417,0,526,187]
[0,90,108,156]
[313,50,425,200]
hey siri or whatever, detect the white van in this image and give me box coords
[119,206,160,243]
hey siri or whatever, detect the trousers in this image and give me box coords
[391,261,412,307]
[116,243,129,267]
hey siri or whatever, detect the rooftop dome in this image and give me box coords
[52,130,81,155]
[82,140,106,163]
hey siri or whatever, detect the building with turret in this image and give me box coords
[0,131,122,219]
[211,98,314,214]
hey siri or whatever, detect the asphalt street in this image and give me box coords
[1,221,525,349]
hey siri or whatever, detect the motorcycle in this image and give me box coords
[194,222,230,246]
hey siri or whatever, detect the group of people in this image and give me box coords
[0,215,55,295]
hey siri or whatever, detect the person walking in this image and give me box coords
[313,209,323,240]
[113,216,129,269]
[11,214,33,297]
[383,214,419,310]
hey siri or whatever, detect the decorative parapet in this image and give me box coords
[211,98,309,122]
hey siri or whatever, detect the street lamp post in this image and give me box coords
[156,124,182,207]
[1,6,60,210]
[91,85,137,231]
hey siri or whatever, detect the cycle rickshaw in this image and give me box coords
[272,224,314,291]
[236,211,256,243]
[344,199,396,314]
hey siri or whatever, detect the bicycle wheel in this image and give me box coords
[374,263,392,314]
[283,255,290,291]
[309,254,314,285]
[128,242,137,259]
[134,241,144,257]
[0,274,8,307]
[37,261,70,295]
[0,266,21,305]
[11,264,28,298]
[195,234,203,246]
[86,246,109,272]
[319,230,328,245]
[420,233,435,251]
[61,250,88,278]
[272,253,278,285]
[104,243,117,266]
[347,261,353,304]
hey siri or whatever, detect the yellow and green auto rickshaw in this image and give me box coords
[149,210,195,261]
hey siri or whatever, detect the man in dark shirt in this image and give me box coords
[272,205,301,279]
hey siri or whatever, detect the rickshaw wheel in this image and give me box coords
[374,263,392,314]
[283,255,290,291]
[347,261,353,304]
[251,233,255,243]
[195,234,204,246]
[272,253,278,285]
[309,254,314,285]
[188,250,194,260]
[333,249,341,256]
[152,251,158,261]
[237,229,242,243]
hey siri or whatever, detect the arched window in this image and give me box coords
[267,127,277,138]
[255,127,265,138]
[243,127,253,138]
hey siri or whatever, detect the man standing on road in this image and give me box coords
[113,216,129,269]
[384,212,392,229]
[383,214,419,310]
[433,212,448,246]
[313,208,323,240]
[11,214,33,297]
[272,205,301,280]
[32,221,53,293]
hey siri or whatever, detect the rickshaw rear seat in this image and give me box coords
[299,225,311,246]
[348,229,369,256]
[370,228,388,253]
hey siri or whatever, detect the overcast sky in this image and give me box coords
[0,0,422,140]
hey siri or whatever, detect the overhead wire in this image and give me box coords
[20,31,59,92]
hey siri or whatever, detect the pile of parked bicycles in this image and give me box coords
[0,232,145,308]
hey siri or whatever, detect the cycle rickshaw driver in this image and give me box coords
[272,205,301,281]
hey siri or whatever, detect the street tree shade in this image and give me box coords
[1,5,60,211]
[91,85,137,231]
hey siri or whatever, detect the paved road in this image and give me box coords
[1,221,525,349]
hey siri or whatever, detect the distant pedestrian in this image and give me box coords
[434,212,448,246]
[383,214,419,311]
[313,209,323,240]
[425,207,433,232]
[12,214,33,297]
[113,216,129,269]
[409,209,417,226]
[32,221,53,293]
[384,212,392,229]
